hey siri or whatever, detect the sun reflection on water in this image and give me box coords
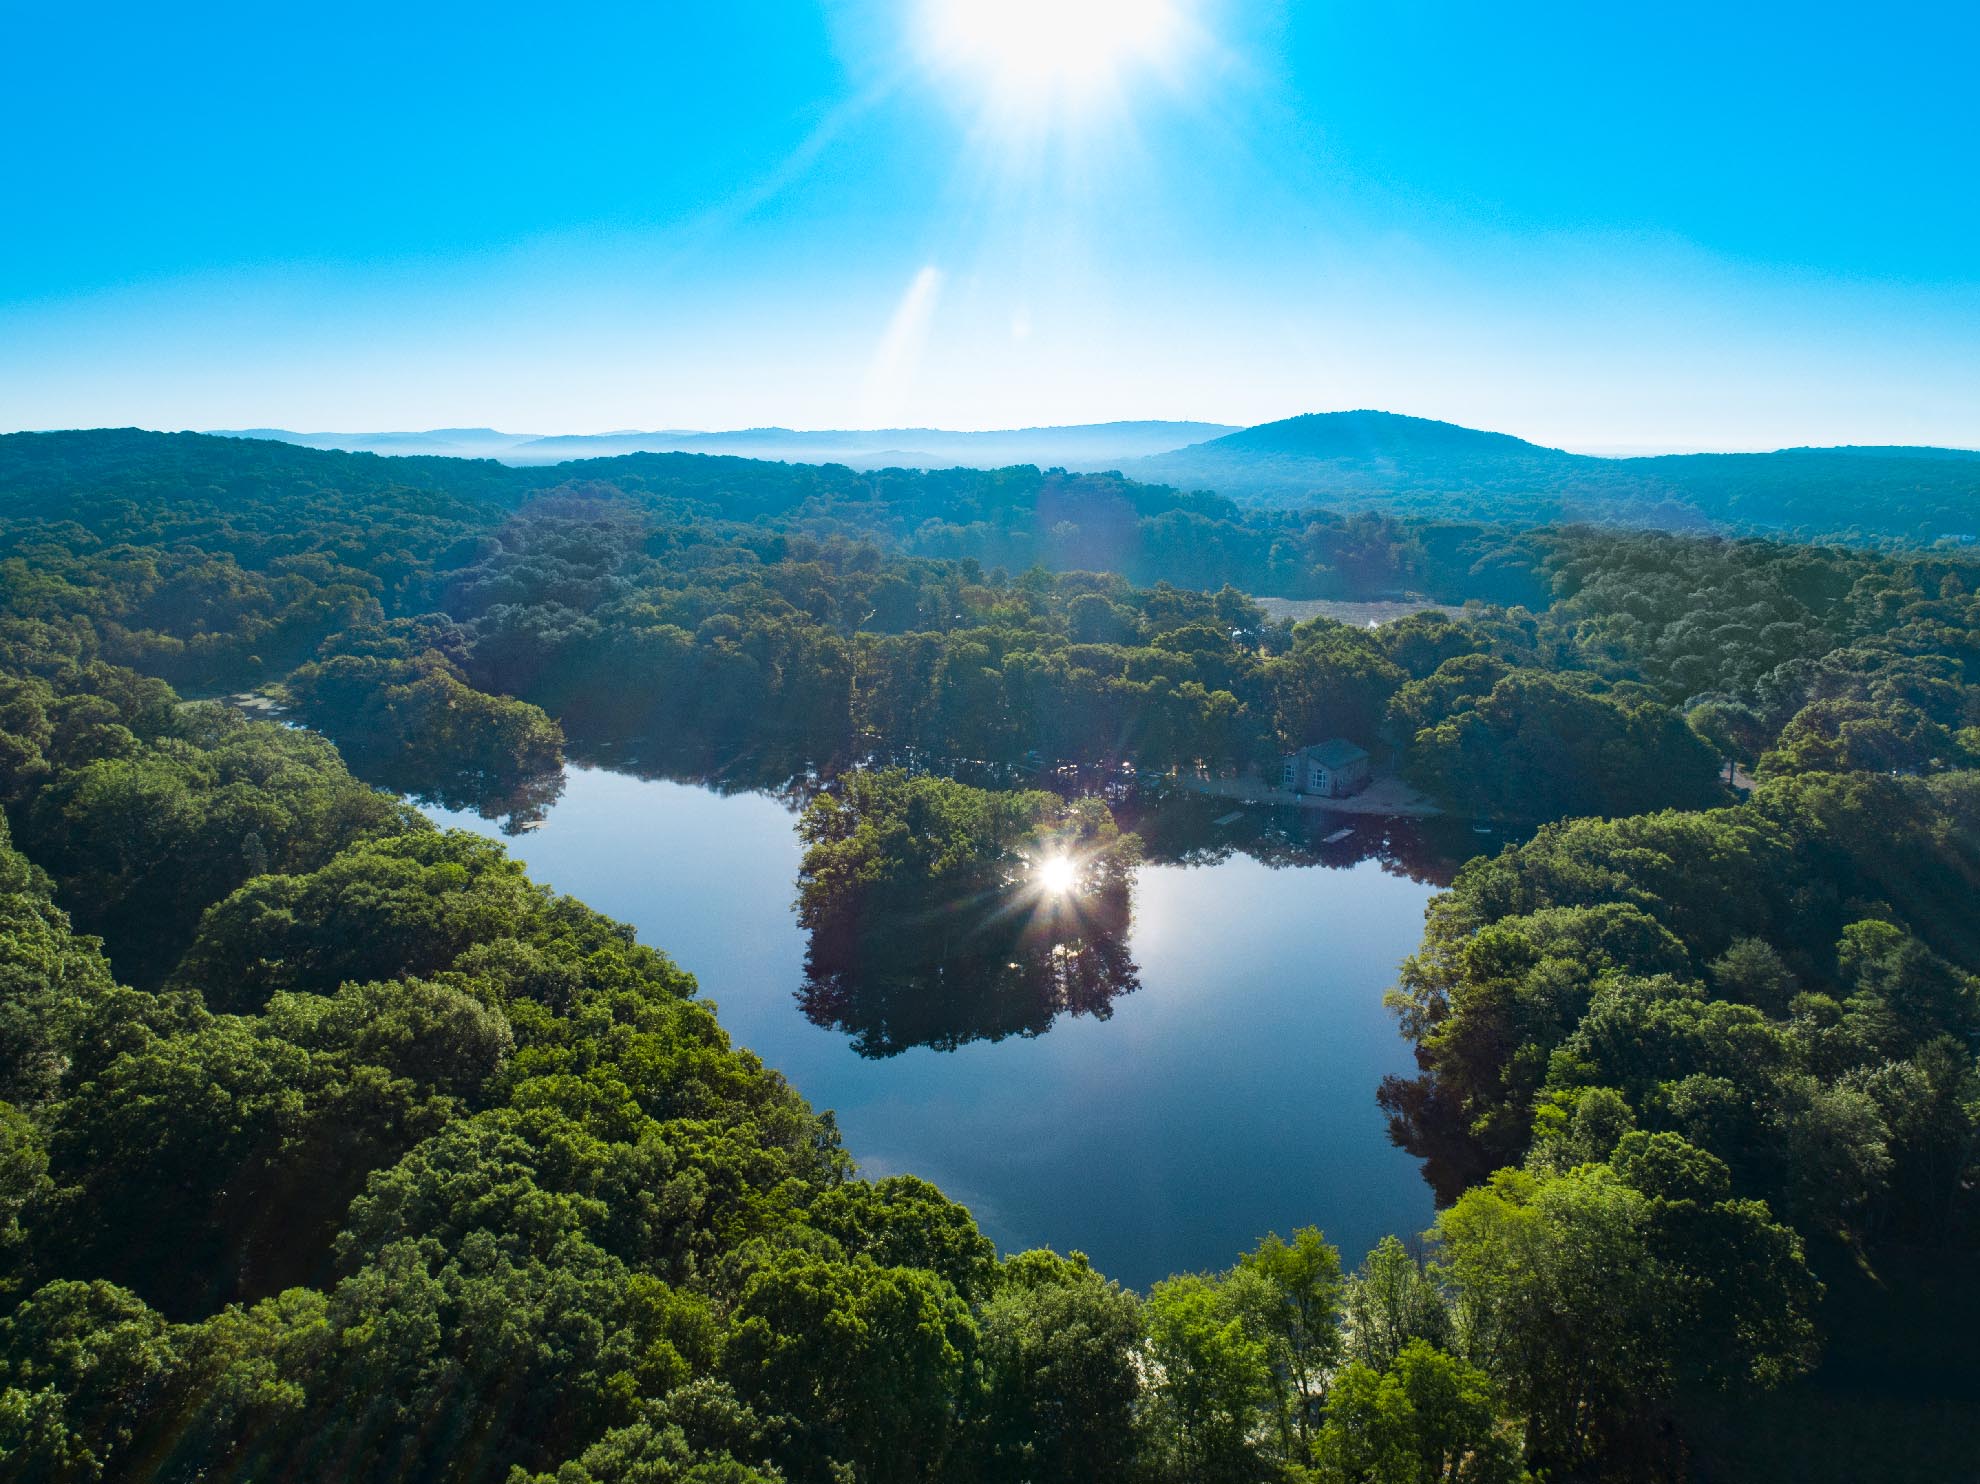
[1034,854,1079,895]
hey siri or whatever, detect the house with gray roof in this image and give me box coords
[1280,738,1371,798]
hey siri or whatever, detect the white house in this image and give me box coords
[1280,738,1371,797]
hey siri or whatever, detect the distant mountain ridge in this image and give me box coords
[1201,409,1563,459]
[211,421,1238,469]
[212,427,544,460]
[1137,409,1605,482]
[200,410,1980,541]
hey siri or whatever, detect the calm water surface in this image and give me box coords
[422,766,1438,1288]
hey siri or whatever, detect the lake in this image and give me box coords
[421,765,1443,1289]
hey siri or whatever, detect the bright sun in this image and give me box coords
[1035,855,1080,895]
[925,0,1183,98]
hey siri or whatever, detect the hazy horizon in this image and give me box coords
[11,413,1968,463]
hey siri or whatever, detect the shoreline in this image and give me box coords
[1183,771,1444,817]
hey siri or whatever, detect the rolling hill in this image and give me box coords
[1125,411,1980,540]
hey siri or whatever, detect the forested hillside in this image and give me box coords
[1124,411,1980,541]
[1,430,1977,1480]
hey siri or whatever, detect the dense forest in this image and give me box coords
[1,429,1977,1480]
[5,430,1973,819]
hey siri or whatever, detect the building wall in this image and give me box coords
[1282,749,1371,796]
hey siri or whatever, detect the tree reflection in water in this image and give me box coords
[798,874,1141,1057]
[795,769,1142,1057]
[388,759,567,835]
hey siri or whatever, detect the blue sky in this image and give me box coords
[3,0,1975,450]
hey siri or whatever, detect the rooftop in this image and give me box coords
[1293,738,1369,768]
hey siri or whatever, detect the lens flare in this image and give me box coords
[1035,855,1080,895]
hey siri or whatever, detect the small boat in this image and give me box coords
[1322,826,1354,844]
[1472,823,1494,834]
[1212,810,1244,826]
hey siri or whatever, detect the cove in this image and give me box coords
[421,765,1442,1289]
